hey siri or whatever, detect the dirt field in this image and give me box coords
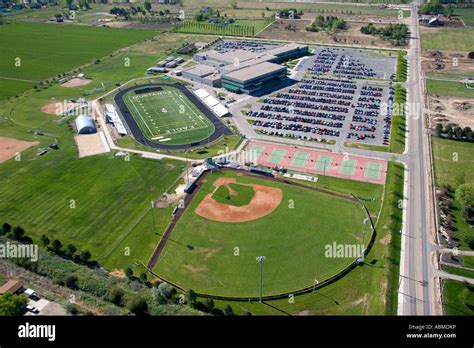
[0,137,39,164]
[429,96,474,128]
[61,78,92,88]
[41,101,78,115]
[195,177,283,223]
[422,49,474,74]
[257,19,399,48]
[74,132,110,158]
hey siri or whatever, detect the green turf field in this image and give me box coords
[155,170,371,297]
[422,27,474,52]
[426,79,474,98]
[443,279,474,315]
[123,86,215,146]
[0,22,156,99]
[212,183,255,207]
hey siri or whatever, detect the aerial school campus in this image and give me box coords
[0,0,473,323]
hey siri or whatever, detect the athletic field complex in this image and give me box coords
[114,83,231,149]
[152,169,374,299]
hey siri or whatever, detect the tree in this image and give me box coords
[128,298,148,315]
[66,244,77,257]
[139,272,148,284]
[64,275,79,289]
[0,293,28,316]
[157,282,174,299]
[125,267,134,279]
[51,239,62,253]
[108,287,125,306]
[40,234,50,247]
[144,1,151,13]
[186,289,197,306]
[204,298,214,312]
[11,226,25,240]
[1,223,11,235]
[224,304,234,316]
[455,184,474,209]
[80,250,91,263]
[435,123,443,137]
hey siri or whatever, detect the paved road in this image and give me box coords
[398,1,436,316]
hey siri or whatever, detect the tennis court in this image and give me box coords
[266,148,287,164]
[291,152,310,167]
[247,141,387,184]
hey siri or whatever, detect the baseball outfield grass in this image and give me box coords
[154,170,372,297]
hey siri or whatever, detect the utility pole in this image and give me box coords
[256,255,266,303]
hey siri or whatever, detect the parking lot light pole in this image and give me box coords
[256,256,266,303]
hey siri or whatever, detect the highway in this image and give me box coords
[398,1,437,316]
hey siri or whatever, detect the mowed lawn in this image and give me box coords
[422,28,474,52]
[455,7,474,27]
[432,137,474,250]
[213,183,255,206]
[443,280,474,315]
[0,79,35,99]
[155,170,371,297]
[426,79,474,98]
[123,86,215,145]
[0,22,156,93]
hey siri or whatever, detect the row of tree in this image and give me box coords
[418,0,454,17]
[435,123,474,142]
[360,23,409,46]
[174,21,255,37]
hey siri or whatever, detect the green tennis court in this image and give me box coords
[365,162,382,180]
[291,152,309,167]
[340,159,357,175]
[315,155,333,171]
[267,149,287,164]
[249,145,264,162]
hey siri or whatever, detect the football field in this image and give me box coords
[123,86,215,145]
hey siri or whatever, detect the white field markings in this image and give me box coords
[127,95,155,137]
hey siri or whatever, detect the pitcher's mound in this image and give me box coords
[61,78,91,88]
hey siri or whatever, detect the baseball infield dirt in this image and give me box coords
[0,137,39,164]
[195,177,283,223]
[61,78,91,88]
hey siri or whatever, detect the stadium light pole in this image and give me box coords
[256,255,266,303]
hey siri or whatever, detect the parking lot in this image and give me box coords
[244,46,398,147]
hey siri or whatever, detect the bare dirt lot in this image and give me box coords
[429,96,474,128]
[0,137,39,164]
[61,78,92,88]
[195,177,283,223]
[422,49,474,74]
[74,133,109,158]
[41,101,78,115]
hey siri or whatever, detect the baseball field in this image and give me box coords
[154,170,373,297]
[122,85,215,145]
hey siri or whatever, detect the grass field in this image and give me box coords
[0,79,35,100]
[212,182,255,206]
[0,22,156,99]
[123,86,215,145]
[0,33,208,272]
[455,7,474,27]
[155,170,371,297]
[432,137,474,250]
[426,79,474,98]
[443,279,474,315]
[422,28,474,52]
